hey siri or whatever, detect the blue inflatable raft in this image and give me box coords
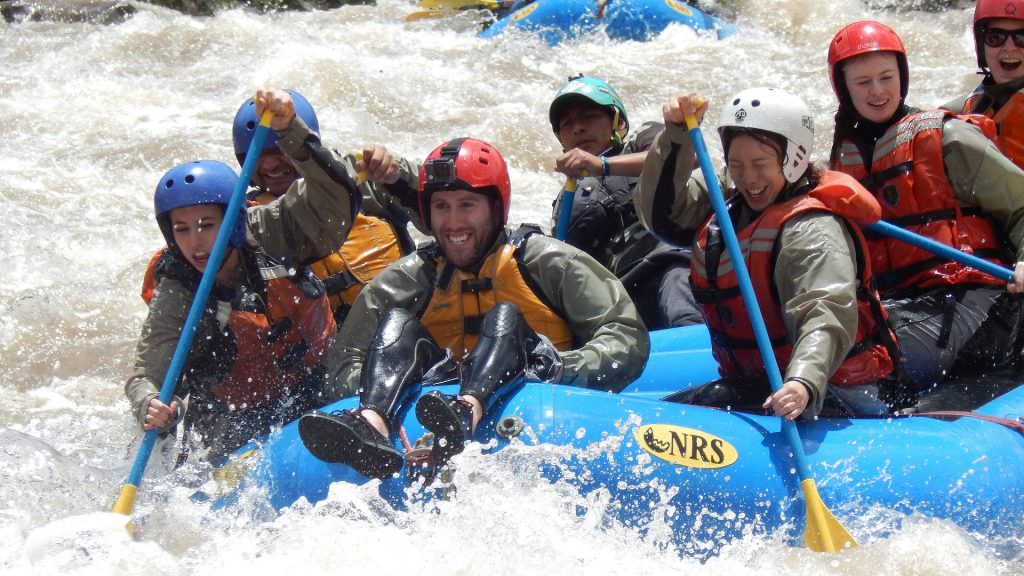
[211,325,1024,557]
[477,0,736,45]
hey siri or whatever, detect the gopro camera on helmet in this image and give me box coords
[424,157,457,188]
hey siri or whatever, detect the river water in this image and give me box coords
[2,1,1021,574]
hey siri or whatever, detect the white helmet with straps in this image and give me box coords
[717,87,814,183]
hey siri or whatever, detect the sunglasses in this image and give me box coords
[983,27,1024,49]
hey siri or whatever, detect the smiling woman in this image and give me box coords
[827,20,1024,406]
[840,51,903,123]
[636,87,897,420]
[168,205,225,272]
[125,90,364,464]
[942,0,1024,172]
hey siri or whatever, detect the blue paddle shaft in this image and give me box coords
[685,120,816,481]
[123,115,272,489]
[554,180,576,240]
[865,221,1014,283]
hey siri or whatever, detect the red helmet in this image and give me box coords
[418,137,511,229]
[827,21,909,109]
[973,0,1024,69]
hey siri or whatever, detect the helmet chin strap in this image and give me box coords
[610,108,626,146]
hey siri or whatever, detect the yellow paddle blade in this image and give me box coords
[418,0,502,10]
[111,483,138,534]
[111,483,137,516]
[406,9,457,20]
[801,478,857,553]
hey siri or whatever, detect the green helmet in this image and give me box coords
[548,75,629,145]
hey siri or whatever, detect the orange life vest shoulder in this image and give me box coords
[418,227,573,359]
[690,171,897,387]
[248,188,406,312]
[962,87,1024,171]
[308,212,405,310]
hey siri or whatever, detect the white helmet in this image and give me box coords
[716,87,814,183]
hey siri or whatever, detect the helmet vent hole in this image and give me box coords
[732,98,740,105]
[184,175,195,184]
[751,99,761,107]
[164,178,174,189]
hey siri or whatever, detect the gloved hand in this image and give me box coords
[524,333,564,383]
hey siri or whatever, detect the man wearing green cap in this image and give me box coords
[549,74,701,330]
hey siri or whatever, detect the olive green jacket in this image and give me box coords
[937,117,1024,261]
[341,151,425,241]
[324,229,650,401]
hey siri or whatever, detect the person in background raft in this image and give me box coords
[827,21,1024,406]
[636,88,899,419]
[942,0,1024,171]
[549,74,702,330]
[298,137,649,479]
[126,89,360,463]
[231,89,424,325]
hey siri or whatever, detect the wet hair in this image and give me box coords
[782,164,822,201]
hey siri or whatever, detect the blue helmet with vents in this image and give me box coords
[232,89,320,165]
[154,160,245,247]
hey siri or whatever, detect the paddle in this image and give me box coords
[554,176,577,240]
[864,221,1014,283]
[417,0,503,9]
[352,151,369,184]
[111,106,274,519]
[683,110,856,553]
[406,9,459,20]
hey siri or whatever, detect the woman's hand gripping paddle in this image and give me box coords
[111,107,274,521]
[683,108,856,553]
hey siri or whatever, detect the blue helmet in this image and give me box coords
[232,89,320,166]
[154,160,246,248]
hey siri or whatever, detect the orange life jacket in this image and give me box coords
[141,247,336,407]
[248,189,406,312]
[959,87,1024,171]
[418,227,573,359]
[830,110,1007,292]
[690,171,897,387]
[308,212,404,310]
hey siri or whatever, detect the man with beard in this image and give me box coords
[297,137,649,479]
